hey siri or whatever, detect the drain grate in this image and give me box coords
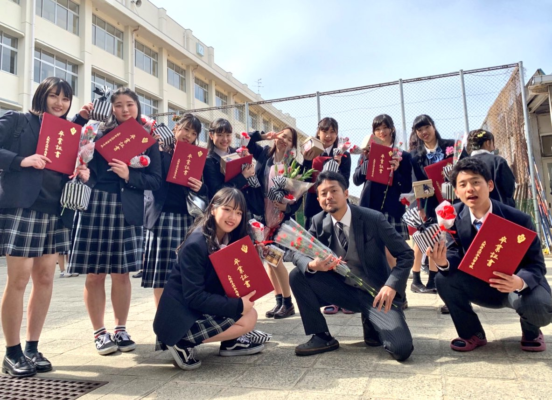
[0,375,108,400]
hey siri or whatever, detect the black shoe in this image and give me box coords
[2,355,37,377]
[401,300,409,311]
[424,286,438,294]
[362,314,382,347]
[219,336,265,357]
[440,305,450,314]
[274,304,295,319]
[265,304,281,318]
[411,282,430,293]
[132,271,143,278]
[295,335,339,356]
[114,331,136,352]
[168,345,202,370]
[25,352,52,373]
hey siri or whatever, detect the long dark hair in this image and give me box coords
[207,118,233,153]
[31,77,73,119]
[372,114,396,146]
[101,88,144,131]
[316,117,339,147]
[174,113,202,145]
[268,126,298,159]
[411,114,445,157]
[467,129,494,154]
[185,187,248,254]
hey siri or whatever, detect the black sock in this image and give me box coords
[176,338,197,349]
[6,344,24,362]
[426,271,437,289]
[412,271,422,285]
[283,296,293,307]
[315,332,332,341]
[275,294,283,307]
[24,341,38,356]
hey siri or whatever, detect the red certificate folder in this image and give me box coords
[95,118,154,164]
[166,142,207,187]
[308,156,332,193]
[222,154,253,182]
[209,236,274,302]
[424,158,453,204]
[366,142,394,186]
[458,213,537,283]
[36,112,82,175]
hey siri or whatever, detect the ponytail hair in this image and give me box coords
[467,129,494,154]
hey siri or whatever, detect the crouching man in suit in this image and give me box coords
[290,171,414,361]
[428,157,552,352]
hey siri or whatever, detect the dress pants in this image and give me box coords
[289,267,413,361]
[436,271,552,339]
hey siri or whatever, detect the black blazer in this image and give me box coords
[353,150,413,219]
[291,204,414,300]
[153,229,244,346]
[444,199,550,294]
[87,124,162,226]
[0,112,84,215]
[203,147,265,220]
[302,143,351,219]
[472,152,515,207]
[143,151,208,230]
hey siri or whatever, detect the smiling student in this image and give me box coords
[68,87,162,356]
[0,77,90,377]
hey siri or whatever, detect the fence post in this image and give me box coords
[459,70,470,135]
[399,79,407,146]
[519,61,543,240]
[316,91,321,122]
[245,102,249,132]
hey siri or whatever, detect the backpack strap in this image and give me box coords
[13,112,28,140]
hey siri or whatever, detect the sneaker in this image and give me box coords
[95,332,118,355]
[295,334,339,356]
[114,331,136,352]
[168,345,202,370]
[60,271,79,278]
[25,352,52,373]
[219,336,265,357]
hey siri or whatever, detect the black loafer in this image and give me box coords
[274,304,295,319]
[411,282,434,294]
[440,305,450,314]
[265,304,281,318]
[25,352,52,373]
[2,355,37,377]
[424,286,438,294]
[295,335,339,356]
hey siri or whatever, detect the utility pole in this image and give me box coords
[256,78,263,95]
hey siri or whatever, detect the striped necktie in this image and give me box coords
[335,222,348,252]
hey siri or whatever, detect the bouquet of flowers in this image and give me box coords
[399,192,417,208]
[248,219,266,244]
[141,114,156,135]
[274,219,384,298]
[239,131,250,149]
[434,201,457,241]
[333,137,351,157]
[267,160,315,204]
[348,144,364,155]
[128,155,150,168]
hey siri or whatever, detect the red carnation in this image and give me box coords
[291,241,295,247]
[139,156,149,166]
[400,198,410,206]
[284,194,295,200]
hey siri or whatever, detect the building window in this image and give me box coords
[167,61,185,92]
[0,31,18,75]
[234,107,244,122]
[0,106,16,117]
[135,41,158,77]
[92,15,123,58]
[248,111,258,130]
[91,72,118,101]
[263,118,270,133]
[194,78,208,104]
[168,105,184,131]
[36,0,79,35]
[34,49,78,95]
[215,90,228,114]
[137,92,158,116]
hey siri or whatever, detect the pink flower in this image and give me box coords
[446,146,454,156]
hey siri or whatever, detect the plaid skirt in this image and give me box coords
[383,212,409,240]
[0,208,70,258]
[142,211,193,288]
[67,190,143,274]
[182,314,236,345]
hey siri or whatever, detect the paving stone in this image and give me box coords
[172,363,250,385]
[254,346,320,368]
[295,368,371,395]
[364,372,443,400]
[443,377,526,400]
[212,387,290,400]
[236,365,307,390]
[441,356,517,379]
[143,381,224,399]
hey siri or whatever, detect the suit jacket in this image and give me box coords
[472,152,515,207]
[153,229,244,346]
[444,199,550,293]
[353,150,412,219]
[291,204,414,300]
[143,151,208,230]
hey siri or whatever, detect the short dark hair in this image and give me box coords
[411,114,444,155]
[316,117,339,146]
[450,157,492,188]
[315,171,348,192]
[31,77,74,119]
[207,118,233,152]
[102,87,144,131]
[176,113,202,144]
[372,114,396,145]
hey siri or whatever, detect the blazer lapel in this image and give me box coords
[321,213,334,248]
[28,114,40,140]
[457,206,474,252]
[351,206,365,262]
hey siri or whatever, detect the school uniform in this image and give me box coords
[154,229,243,346]
[203,147,265,222]
[0,112,85,258]
[471,150,515,207]
[353,150,413,240]
[142,150,208,288]
[68,121,162,274]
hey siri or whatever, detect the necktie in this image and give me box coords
[335,222,348,252]
[473,220,482,231]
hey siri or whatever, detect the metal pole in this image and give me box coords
[399,79,407,147]
[316,91,321,122]
[245,102,249,132]
[459,70,470,136]
[519,61,543,240]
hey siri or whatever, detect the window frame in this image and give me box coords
[137,91,159,116]
[92,15,123,58]
[34,48,78,95]
[215,90,228,114]
[194,78,209,104]
[36,0,80,36]
[0,31,18,75]
[167,60,186,92]
[134,41,158,77]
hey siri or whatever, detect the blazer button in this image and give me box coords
[121,188,124,192]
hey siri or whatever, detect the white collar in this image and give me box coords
[214,147,229,158]
[469,201,493,225]
[215,234,230,248]
[425,144,438,153]
[331,205,352,230]
[471,149,491,156]
[325,145,333,156]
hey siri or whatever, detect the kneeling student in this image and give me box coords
[154,188,264,370]
[428,157,552,352]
